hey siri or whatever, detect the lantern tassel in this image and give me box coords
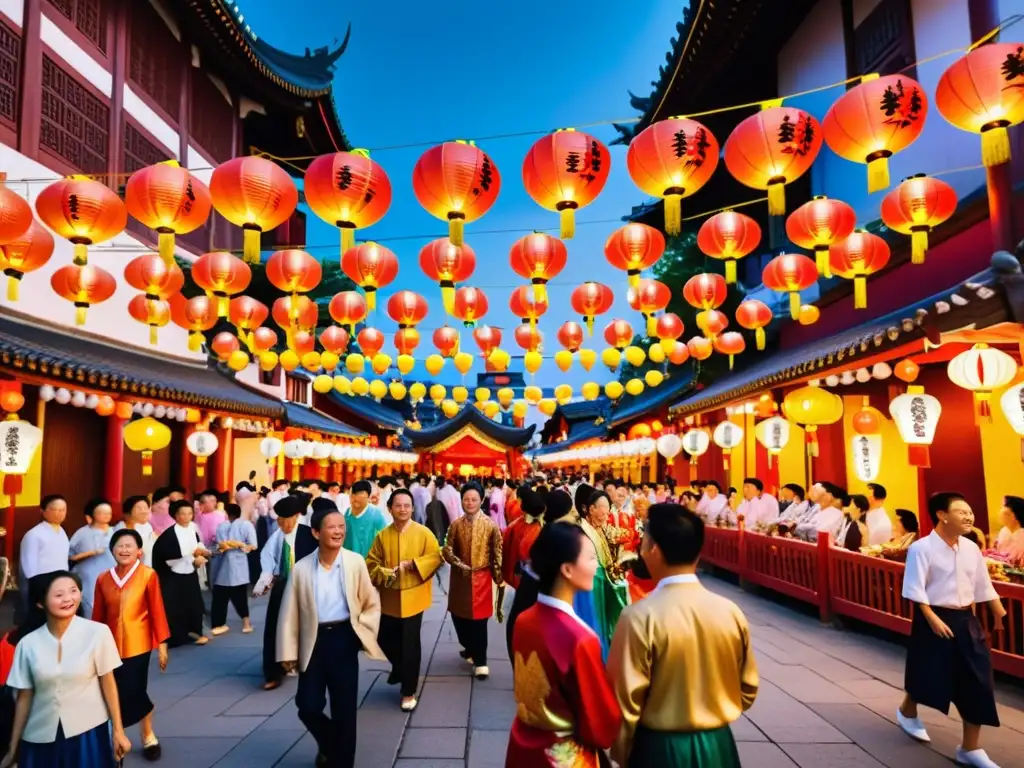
[142,451,153,476]
[866,155,890,193]
[559,207,576,239]
[975,393,993,423]
[664,194,682,236]
[806,426,819,458]
[725,260,737,284]
[853,276,867,310]
[723,453,730,471]
[646,314,657,337]
[908,444,931,467]
[788,292,801,320]
[628,270,640,289]
[755,327,766,351]
[448,216,465,247]
[341,227,356,257]
[365,287,377,312]
[158,232,175,266]
[217,295,229,317]
[149,325,158,345]
[815,247,832,279]
[767,182,786,216]
[188,331,202,352]
[441,283,455,315]
[981,125,1011,168]
[73,243,88,266]
[729,354,735,370]
[6,276,18,302]
[911,229,928,265]
[585,316,594,336]
[532,280,548,304]
[75,305,87,325]
[196,456,206,477]
[243,228,261,265]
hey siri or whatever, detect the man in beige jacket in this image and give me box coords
[277,504,384,768]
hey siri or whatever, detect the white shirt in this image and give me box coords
[814,506,844,539]
[536,593,592,634]
[314,555,351,623]
[169,523,201,575]
[335,493,351,514]
[7,616,122,741]
[20,522,70,579]
[736,494,780,528]
[902,531,999,608]
[697,494,729,523]
[782,500,810,523]
[865,507,893,546]
[653,573,700,593]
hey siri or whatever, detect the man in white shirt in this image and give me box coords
[795,483,843,542]
[736,478,780,530]
[695,481,729,525]
[897,492,1006,768]
[17,494,70,621]
[865,482,893,546]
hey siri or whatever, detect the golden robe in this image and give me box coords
[442,513,502,620]
[606,576,759,766]
[366,521,442,618]
[92,563,171,659]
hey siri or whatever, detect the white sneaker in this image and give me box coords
[955,747,1000,767]
[400,696,418,712]
[896,709,931,742]
[473,665,489,679]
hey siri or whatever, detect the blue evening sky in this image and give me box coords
[238,0,686,387]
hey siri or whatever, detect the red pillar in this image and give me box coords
[179,424,194,492]
[917,467,933,537]
[986,162,1015,253]
[104,416,125,511]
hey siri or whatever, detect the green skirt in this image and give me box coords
[592,564,629,659]
[629,724,741,768]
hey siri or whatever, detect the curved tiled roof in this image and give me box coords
[405,405,535,450]
[284,401,365,438]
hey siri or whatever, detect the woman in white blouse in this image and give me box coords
[1,571,130,767]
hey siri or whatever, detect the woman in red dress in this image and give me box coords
[506,522,621,767]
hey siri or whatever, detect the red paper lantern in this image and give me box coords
[1,221,54,301]
[785,196,857,278]
[508,285,547,329]
[266,249,322,302]
[387,290,429,328]
[170,294,218,351]
[127,294,170,345]
[50,264,115,326]
[604,223,665,287]
[570,281,614,335]
[452,286,489,328]
[627,278,672,336]
[687,336,713,361]
[125,161,212,265]
[714,331,746,369]
[272,295,319,332]
[123,253,184,300]
[340,242,398,311]
[828,230,891,309]
[394,327,420,356]
[191,251,252,316]
[291,330,316,356]
[514,325,543,353]
[724,106,822,215]
[228,297,269,348]
[935,43,1024,167]
[252,327,278,353]
[603,319,634,350]
[557,321,584,352]
[413,141,500,245]
[419,238,476,314]
[433,326,461,358]
[668,340,690,365]
[472,325,502,356]
[209,156,298,264]
[35,177,126,265]
[357,326,385,357]
[655,313,684,343]
[736,299,773,351]
[682,273,727,311]
[522,129,610,238]
[509,232,568,302]
[880,174,957,265]
[328,290,367,333]
[211,331,241,362]
[626,117,719,234]
[0,179,33,246]
[304,150,392,255]
[762,253,818,319]
[696,211,761,284]
[696,309,728,340]
[319,325,351,355]
[823,74,928,192]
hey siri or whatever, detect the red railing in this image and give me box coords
[701,526,740,570]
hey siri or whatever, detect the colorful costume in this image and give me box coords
[502,513,543,590]
[572,519,629,659]
[442,512,502,669]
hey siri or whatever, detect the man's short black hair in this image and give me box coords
[306,479,322,490]
[40,494,65,510]
[199,489,219,500]
[743,477,763,492]
[351,480,372,495]
[151,487,171,504]
[783,483,805,500]
[310,504,343,532]
[167,485,187,497]
[867,483,888,501]
[388,488,414,509]
[927,491,967,525]
[646,503,704,566]
[327,482,341,491]
[311,497,337,516]
[705,480,721,492]
[272,479,290,490]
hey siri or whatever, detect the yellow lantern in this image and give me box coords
[605,381,624,399]
[429,384,446,404]
[453,386,469,403]
[601,348,621,371]
[782,385,844,457]
[351,377,370,396]
[369,379,388,401]
[301,351,321,372]
[488,348,511,372]
[475,387,490,404]
[227,350,249,372]
[483,401,500,419]
[538,399,557,416]
[524,385,542,404]
[279,349,300,371]
[555,384,573,404]
[313,374,334,394]
[442,399,459,418]
[512,401,528,419]
[645,370,664,388]
[554,350,573,372]
[578,348,597,371]
[624,346,646,368]
[371,353,392,376]
[334,375,351,395]
[123,417,172,476]
[409,382,427,402]
[454,352,474,375]
[259,351,279,371]
[647,344,666,364]
[425,354,445,376]
[397,354,415,375]
[321,351,340,371]
[389,382,407,400]
[497,387,514,407]
[625,378,645,396]
[345,353,365,374]
[524,351,543,375]
[581,382,600,401]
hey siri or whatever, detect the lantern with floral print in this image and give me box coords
[413,141,501,245]
[627,278,671,337]
[509,232,568,303]
[697,211,761,284]
[682,272,727,312]
[186,429,220,478]
[191,251,251,317]
[889,385,941,467]
[341,242,398,311]
[472,325,502,356]
[125,160,213,265]
[419,238,475,314]
[713,331,745,370]
[724,106,823,215]
[762,253,818,319]
[828,230,890,309]
[655,313,684,354]
[823,74,928,192]
[170,294,218,351]
[523,129,610,238]
[433,326,461,358]
[604,223,665,288]
[35,177,126,266]
[603,319,634,350]
[210,156,298,264]
[50,264,116,325]
[755,415,790,467]
[452,286,489,328]
[850,406,884,482]
[508,285,547,330]
[304,149,392,257]
[328,290,367,334]
[880,174,957,265]
[626,117,719,234]
[570,281,614,336]
[557,321,584,353]
[947,343,1018,422]
[713,420,744,471]
[785,196,856,278]
[0,221,54,301]
[736,299,773,351]
[127,294,171,345]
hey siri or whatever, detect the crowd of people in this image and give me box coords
[0,468,1013,768]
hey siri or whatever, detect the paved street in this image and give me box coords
[121,567,1024,767]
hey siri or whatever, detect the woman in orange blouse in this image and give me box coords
[92,528,170,762]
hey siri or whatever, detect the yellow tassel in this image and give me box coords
[217,295,228,316]
[646,314,657,337]
[815,247,831,279]
[788,292,801,320]
[853,276,867,309]
[664,194,682,235]
[243,228,261,265]
[188,331,201,352]
[729,355,735,370]
[149,325,158,345]
[981,125,1011,167]
[158,232,175,266]
[866,155,890,193]
[6,276,18,302]
[755,327,765,351]
[532,281,547,303]
[585,317,594,336]
[75,305,87,325]
[441,285,455,315]
[365,288,377,311]
[725,260,737,284]
[341,227,355,257]
[73,243,88,266]
[448,217,464,247]
[911,230,928,265]
[767,182,786,216]
[559,207,575,239]
[628,271,640,289]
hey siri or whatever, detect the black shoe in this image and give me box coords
[315,753,328,767]
[143,742,161,761]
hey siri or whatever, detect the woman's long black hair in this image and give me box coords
[529,523,587,595]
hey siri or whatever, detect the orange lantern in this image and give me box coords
[557,321,584,353]
[696,211,761,284]
[798,304,820,325]
[714,331,746,369]
[35,177,126,265]
[822,74,928,192]
[123,253,184,300]
[828,230,891,309]
[453,286,489,328]
[894,358,920,383]
[127,294,170,345]
[272,295,319,332]
[935,43,1024,167]
[473,325,502,356]
[514,325,543,353]
[696,309,728,340]
[357,327,386,357]
[304,150,392,256]
[762,253,818,319]
[419,238,475,314]
[570,281,614,336]
[1,221,54,301]
[319,326,350,356]
[252,327,278,353]
[228,296,269,348]
[340,242,398,311]
[656,312,684,344]
[604,223,665,288]
[668,340,690,365]
[522,129,610,238]
[736,299,773,351]
[394,328,420,356]
[50,264,115,325]
[626,117,719,234]
[291,330,316,357]
[209,156,298,264]
[785,196,856,278]
[682,272,727,311]
[191,251,251,316]
[125,160,213,265]
[724,106,822,215]
[509,232,568,302]
[687,336,713,361]
[433,326,461,358]
[0,177,33,246]
[880,174,957,265]
[266,250,322,308]
[170,294,218,351]
[387,290,429,331]
[211,331,241,362]
[412,141,500,245]
[508,285,547,330]
[603,319,634,350]
[627,278,672,337]
[95,396,115,417]
[328,290,368,334]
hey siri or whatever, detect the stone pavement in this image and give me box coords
[120,567,1024,767]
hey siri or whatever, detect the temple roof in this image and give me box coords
[404,406,536,451]
[325,390,408,431]
[531,419,609,457]
[283,401,365,438]
[609,371,695,426]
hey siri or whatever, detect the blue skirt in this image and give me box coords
[20,721,116,768]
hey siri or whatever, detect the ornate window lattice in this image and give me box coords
[0,20,21,127]
[46,0,108,55]
[123,121,171,173]
[189,68,234,162]
[128,0,181,120]
[854,0,916,78]
[40,55,109,174]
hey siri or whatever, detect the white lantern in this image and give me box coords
[825,375,840,387]
[283,439,306,460]
[1001,382,1024,435]
[712,421,744,470]
[186,430,220,477]
[38,385,55,402]
[260,437,283,459]
[165,408,177,420]
[54,388,71,405]
[153,405,167,419]
[0,418,43,475]
[840,370,856,386]
[850,433,883,482]
[84,394,99,410]
[754,415,790,465]
[70,391,86,408]
[872,362,892,380]
[132,402,142,414]
[331,444,346,462]
[141,402,154,416]
[855,368,871,383]
[312,442,333,461]
[947,343,1018,421]
[176,409,187,422]
[656,433,683,460]
[681,429,711,462]
[889,385,942,467]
